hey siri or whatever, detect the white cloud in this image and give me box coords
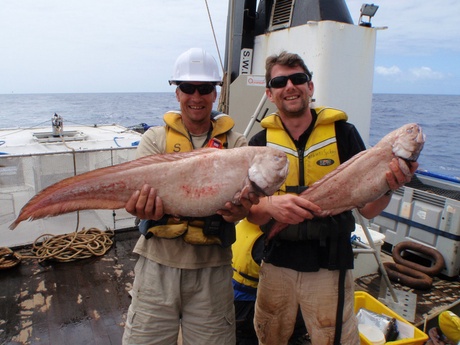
[1,0,458,94]
[0,0,228,94]
[375,66,401,76]
[376,65,446,81]
[409,67,444,80]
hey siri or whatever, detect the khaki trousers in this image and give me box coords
[254,263,359,345]
[123,256,235,345]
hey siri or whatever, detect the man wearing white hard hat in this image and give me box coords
[122,48,259,345]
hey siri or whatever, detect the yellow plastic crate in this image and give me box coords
[354,291,428,345]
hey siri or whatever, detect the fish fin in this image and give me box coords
[9,148,221,230]
[135,148,218,165]
[19,148,220,212]
[117,148,218,172]
[233,174,257,204]
[9,199,126,230]
[397,158,412,176]
[232,190,242,204]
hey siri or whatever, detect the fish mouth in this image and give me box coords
[250,180,270,197]
[398,150,422,162]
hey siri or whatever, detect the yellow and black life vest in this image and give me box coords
[232,219,264,288]
[164,111,233,152]
[232,108,349,281]
[261,107,347,194]
[143,111,236,246]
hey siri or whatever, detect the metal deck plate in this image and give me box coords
[378,280,417,322]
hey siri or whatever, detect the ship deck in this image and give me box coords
[0,229,139,345]
[1,229,460,344]
[354,259,460,329]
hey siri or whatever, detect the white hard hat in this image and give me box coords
[169,48,222,85]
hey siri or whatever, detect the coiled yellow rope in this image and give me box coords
[29,227,115,262]
[0,228,114,267]
[0,247,22,269]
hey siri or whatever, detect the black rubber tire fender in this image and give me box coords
[392,241,445,277]
[383,262,433,290]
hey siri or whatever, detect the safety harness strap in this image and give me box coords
[139,215,236,247]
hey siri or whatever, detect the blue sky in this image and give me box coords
[0,0,459,95]
[346,0,460,95]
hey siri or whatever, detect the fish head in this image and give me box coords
[247,147,289,196]
[392,123,425,161]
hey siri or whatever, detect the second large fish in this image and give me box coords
[267,123,425,239]
[10,146,289,229]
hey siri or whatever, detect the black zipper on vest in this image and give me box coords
[297,146,305,187]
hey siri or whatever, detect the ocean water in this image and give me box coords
[0,92,459,179]
[369,94,460,180]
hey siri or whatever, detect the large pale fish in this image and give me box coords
[10,146,289,230]
[267,123,425,239]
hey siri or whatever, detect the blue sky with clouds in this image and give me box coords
[1,0,459,95]
[346,0,460,95]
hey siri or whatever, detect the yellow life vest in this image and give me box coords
[164,111,233,152]
[232,108,349,276]
[145,111,235,245]
[232,219,264,288]
[262,107,347,194]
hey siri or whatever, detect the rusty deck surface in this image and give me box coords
[354,252,460,329]
[0,229,139,345]
[2,228,460,344]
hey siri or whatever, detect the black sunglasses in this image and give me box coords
[178,83,215,95]
[267,72,311,88]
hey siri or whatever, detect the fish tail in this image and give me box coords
[9,221,19,230]
[10,198,126,230]
[9,168,128,229]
